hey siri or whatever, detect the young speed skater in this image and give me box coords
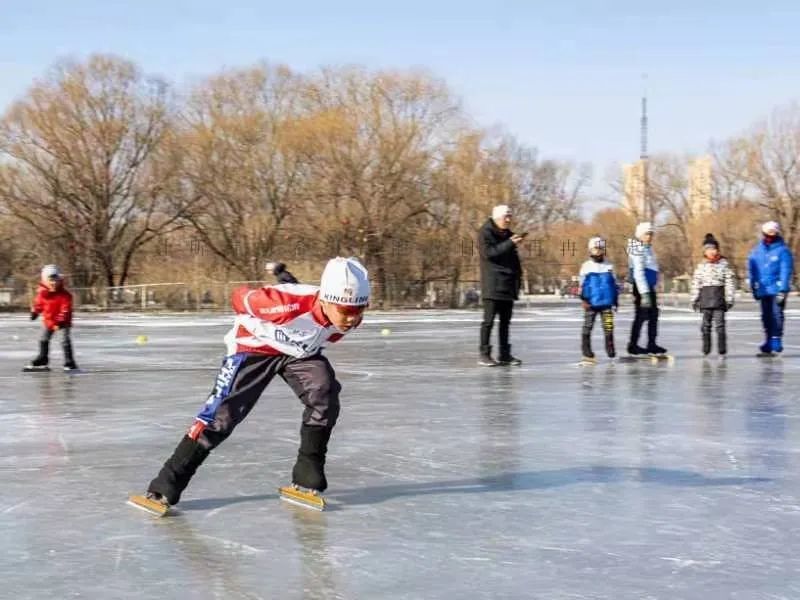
[25,265,78,372]
[748,221,794,356]
[129,257,370,515]
[578,237,619,363]
[627,222,667,356]
[690,234,736,358]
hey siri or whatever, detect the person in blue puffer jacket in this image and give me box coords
[748,221,794,355]
[627,222,667,355]
[579,236,619,360]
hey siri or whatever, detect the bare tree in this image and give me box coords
[717,104,800,277]
[0,54,188,288]
[294,67,463,302]
[177,64,308,280]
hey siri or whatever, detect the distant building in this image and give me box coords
[623,159,648,219]
[688,155,713,217]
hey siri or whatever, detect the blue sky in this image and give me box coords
[2,1,799,197]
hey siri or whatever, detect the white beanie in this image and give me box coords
[319,257,370,306]
[41,264,62,282]
[492,205,512,221]
[587,236,606,251]
[762,221,781,235]
[635,222,654,239]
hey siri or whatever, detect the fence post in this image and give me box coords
[141,285,147,310]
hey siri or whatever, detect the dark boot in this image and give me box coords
[30,340,49,367]
[292,425,332,492]
[581,334,594,359]
[646,343,667,355]
[702,332,711,356]
[628,308,647,354]
[717,330,727,356]
[63,338,78,370]
[498,345,522,366]
[604,333,616,358]
[478,345,499,367]
[147,435,210,506]
[645,308,666,354]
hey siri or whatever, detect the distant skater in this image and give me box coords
[25,264,78,372]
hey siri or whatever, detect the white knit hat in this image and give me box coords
[762,221,781,235]
[635,222,654,239]
[492,205,512,221]
[41,264,62,282]
[587,236,606,251]
[319,257,370,306]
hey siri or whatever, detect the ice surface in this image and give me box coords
[1,304,799,599]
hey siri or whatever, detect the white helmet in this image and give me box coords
[587,236,606,251]
[635,222,654,239]
[319,257,370,306]
[761,221,781,236]
[41,264,62,282]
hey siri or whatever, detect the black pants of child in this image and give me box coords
[480,299,514,360]
[148,352,341,505]
[582,308,615,358]
[701,309,727,355]
[33,327,75,366]
[629,287,659,350]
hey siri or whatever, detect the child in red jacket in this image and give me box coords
[26,265,78,372]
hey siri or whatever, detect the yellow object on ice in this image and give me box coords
[136,335,148,345]
[127,494,169,517]
[381,328,391,336]
[279,485,326,511]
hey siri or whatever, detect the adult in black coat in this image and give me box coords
[265,261,299,284]
[478,204,524,366]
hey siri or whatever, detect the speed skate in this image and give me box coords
[279,484,326,511]
[127,493,170,517]
[619,354,675,364]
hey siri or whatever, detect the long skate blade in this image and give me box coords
[22,366,50,373]
[127,494,169,517]
[278,486,325,511]
[649,354,674,363]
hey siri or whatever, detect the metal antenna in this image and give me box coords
[640,73,648,160]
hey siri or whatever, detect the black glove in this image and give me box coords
[30,312,38,321]
[725,302,733,312]
[691,301,699,312]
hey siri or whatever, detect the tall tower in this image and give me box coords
[639,75,650,220]
[624,75,650,220]
[640,87,648,160]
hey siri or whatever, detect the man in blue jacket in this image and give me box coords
[748,221,794,354]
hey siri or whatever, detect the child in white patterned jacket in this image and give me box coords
[690,234,736,357]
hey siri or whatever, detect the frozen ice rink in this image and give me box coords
[1,304,800,600]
